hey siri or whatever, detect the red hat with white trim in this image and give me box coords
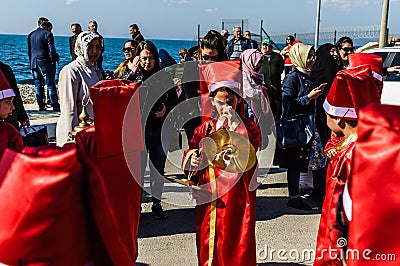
[0,69,15,100]
[201,60,242,95]
[323,64,380,120]
[348,53,383,95]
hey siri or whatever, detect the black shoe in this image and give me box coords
[287,197,312,211]
[152,203,166,219]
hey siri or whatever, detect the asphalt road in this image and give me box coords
[26,105,322,266]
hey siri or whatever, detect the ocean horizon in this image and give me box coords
[0,34,198,84]
[0,33,378,85]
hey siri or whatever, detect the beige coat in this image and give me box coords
[56,59,102,146]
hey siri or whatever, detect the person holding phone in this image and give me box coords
[280,42,327,210]
[311,43,340,147]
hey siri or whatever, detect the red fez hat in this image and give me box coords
[349,53,383,95]
[0,70,15,100]
[349,53,383,81]
[323,65,380,119]
[200,60,242,94]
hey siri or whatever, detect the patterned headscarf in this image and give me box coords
[74,31,101,63]
[289,42,313,73]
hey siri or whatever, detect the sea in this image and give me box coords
[0,33,376,85]
[0,34,197,84]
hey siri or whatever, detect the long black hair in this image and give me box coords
[199,30,228,61]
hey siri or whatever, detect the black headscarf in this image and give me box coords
[159,49,177,69]
[311,43,340,147]
[311,43,339,89]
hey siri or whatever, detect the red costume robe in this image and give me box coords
[183,117,260,266]
[0,145,133,265]
[345,103,400,265]
[0,120,23,158]
[315,133,357,266]
[75,79,144,264]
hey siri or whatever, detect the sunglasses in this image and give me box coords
[202,54,219,61]
[341,47,354,53]
[122,47,135,53]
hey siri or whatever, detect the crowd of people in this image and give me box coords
[0,17,400,265]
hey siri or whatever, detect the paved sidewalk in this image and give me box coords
[25,103,322,266]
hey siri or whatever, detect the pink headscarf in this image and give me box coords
[240,49,264,86]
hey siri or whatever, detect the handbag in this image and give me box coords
[19,125,48,147]
[274,101,314,149]
[308,104,326,170]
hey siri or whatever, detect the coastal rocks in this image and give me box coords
[18,84,37,104]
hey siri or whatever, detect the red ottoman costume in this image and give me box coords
[0,145,133,265]
[315,64,380,266]
[0,121,22,158]
[75,79,144,264]
[343,103,400,265]
[183,61,260,266]
[0,69,22,158]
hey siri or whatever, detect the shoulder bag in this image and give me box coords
[274,101,314,149]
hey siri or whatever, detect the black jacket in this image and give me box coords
[69,35,78,61]
[132,32,145,42]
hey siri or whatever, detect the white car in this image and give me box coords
[365,45,400,104]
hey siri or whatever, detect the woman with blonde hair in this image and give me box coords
[113,40,139,80]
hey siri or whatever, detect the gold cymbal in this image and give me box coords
[203,129,256,173]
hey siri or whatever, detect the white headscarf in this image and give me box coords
[74,31,101,63]
[289,42,313,73]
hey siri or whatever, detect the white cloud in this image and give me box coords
[163,0,189,4]
[66,0,80,5]
[321,0,370,10]
[205,8,217,13]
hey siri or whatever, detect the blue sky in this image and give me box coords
[0,0,399,40]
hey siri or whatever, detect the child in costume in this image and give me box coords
[0,69,23,158]
[182,60,260,266]
[341,95,400,266]
[314,63,380,265]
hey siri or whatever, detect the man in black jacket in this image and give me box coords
[244,31,258,49]
[69,23,82,61]
[129,24,145,42]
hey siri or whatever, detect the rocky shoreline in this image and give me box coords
[18,84,37,104]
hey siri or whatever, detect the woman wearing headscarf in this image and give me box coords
[311,43,339,147]
[240,48,271,149]
[56,31,104,146]
[280,42,327,210]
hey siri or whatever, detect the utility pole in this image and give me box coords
[379,0,390,48]
[314,0,321,49]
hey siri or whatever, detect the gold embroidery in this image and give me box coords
[334,134,357,152]
[208,165,217,266]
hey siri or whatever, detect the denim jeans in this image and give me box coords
[32,62,59,109]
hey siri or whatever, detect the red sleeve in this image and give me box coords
[6,122,23,152]
[324,132,343,155]
[182,122,209,178]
